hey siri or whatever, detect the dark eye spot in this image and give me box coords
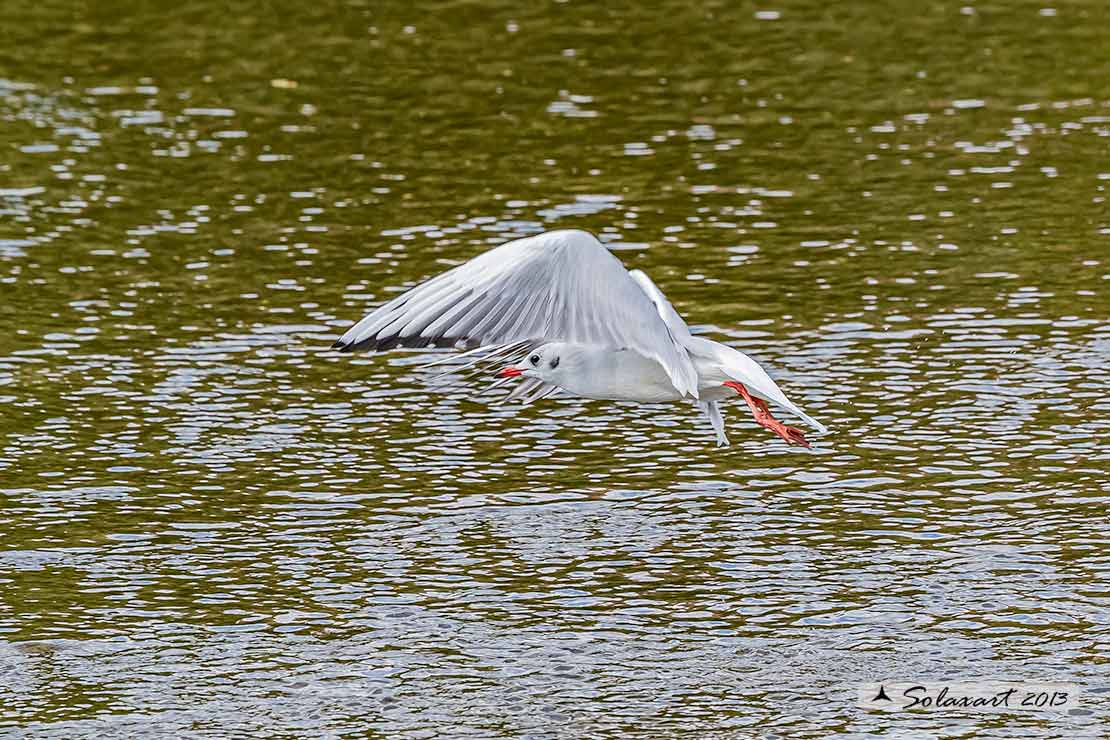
[529,354,539,366]
[550,356,559,369]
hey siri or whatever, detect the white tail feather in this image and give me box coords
[689,336,827,433]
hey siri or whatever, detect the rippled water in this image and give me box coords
[2,1,1109,737]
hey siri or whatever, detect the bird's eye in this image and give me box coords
[529,354,539,366]
[550,357,559,369]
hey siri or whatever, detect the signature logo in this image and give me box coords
[858,682,1079,713]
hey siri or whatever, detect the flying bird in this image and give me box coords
[333,229,825,447]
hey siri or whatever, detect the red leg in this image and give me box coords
[723,381,811,448]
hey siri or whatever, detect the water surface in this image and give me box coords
[1,1,1108,737]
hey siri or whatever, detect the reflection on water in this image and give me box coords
[1,0,1108,736]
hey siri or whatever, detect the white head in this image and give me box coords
[497,343,573,384]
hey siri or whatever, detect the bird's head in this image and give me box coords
[497,343,568,383]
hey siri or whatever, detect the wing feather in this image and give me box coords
[628,268,691,339]
[335,229,699,397]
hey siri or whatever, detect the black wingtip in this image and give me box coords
[332,333,464,354]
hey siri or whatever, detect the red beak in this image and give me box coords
[497,366,523,378]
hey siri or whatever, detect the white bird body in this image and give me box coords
[335,228,826,448]
[542,345,685,403]
[520,341,795,405]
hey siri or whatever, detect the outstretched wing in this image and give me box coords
[627,268,691,339]
[334,229,699,398]
[629,267,826,434]
[632,269,728,444]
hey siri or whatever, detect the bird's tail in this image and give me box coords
[689,336,827,433]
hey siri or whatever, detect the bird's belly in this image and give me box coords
[561,350,685,403]
[591,385,682,403]
[569,378,683,403]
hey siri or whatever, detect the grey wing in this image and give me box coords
[628,268,692,339]
[334,229,699,398]
[633,270,729,445]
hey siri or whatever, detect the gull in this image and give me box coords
[333,229,826,447]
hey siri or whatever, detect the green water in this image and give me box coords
[1,1,1108,737]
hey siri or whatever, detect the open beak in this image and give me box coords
[497,366,523,378]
